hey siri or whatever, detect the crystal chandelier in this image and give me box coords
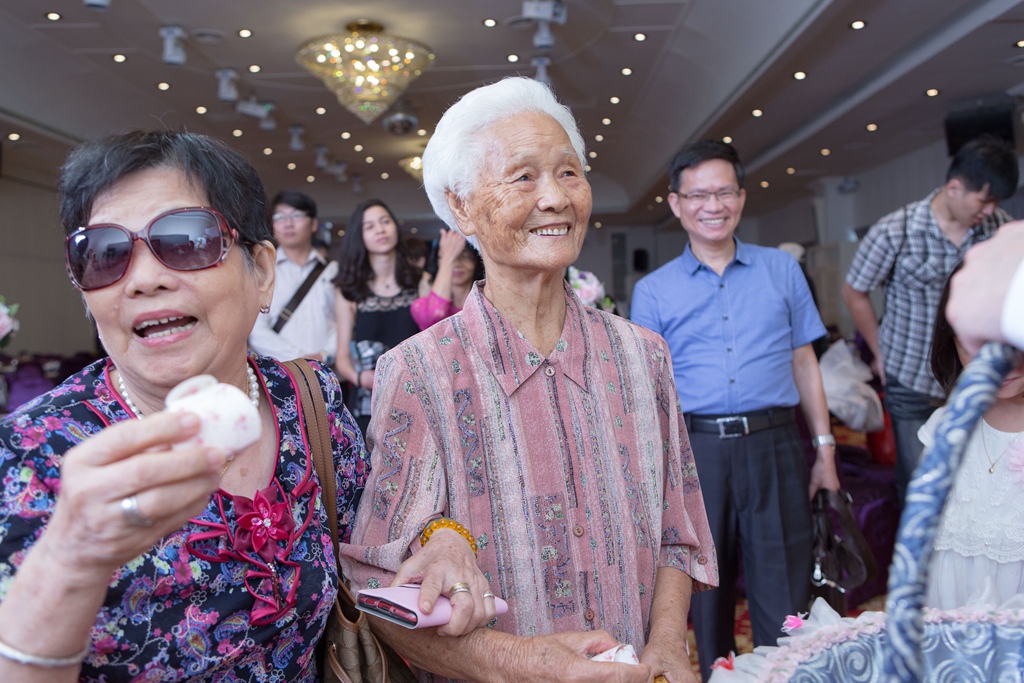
[296,21,434,124]
[398,156,424,182]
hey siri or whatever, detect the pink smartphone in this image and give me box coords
[355,584,509,629]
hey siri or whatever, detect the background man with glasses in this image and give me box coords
[248,190,338,363]
[631,139,839,680]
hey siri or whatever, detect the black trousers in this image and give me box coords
[688,421,812,681]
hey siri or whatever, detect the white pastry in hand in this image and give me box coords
[165,375,261,452]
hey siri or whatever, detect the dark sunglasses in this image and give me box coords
[65,207,237,291]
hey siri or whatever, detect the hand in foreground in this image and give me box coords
[45,411,227,582]
[436,229,468,268]
[500,630,652,683]
[640,636,697,683]
[391,527,493,636]
[948,222,1024,354]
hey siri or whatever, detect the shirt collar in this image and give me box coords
[276,248,324,267]
[462,281,589,396]
[681,236,749,274]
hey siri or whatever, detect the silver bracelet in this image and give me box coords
[0,635,90,668]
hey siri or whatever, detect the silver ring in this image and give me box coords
[449,581,471,597]
[483,590,495,600]
[120,495,153,527]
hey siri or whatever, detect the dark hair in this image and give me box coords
[669,139,746,192]
[403,236,430,264]
[335,199,420,302]
[946,135,1019,200]
[58,131,274,268]
[270,189,318,219]
[930,262,966,397]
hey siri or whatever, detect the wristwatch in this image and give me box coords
[811,434,837,448]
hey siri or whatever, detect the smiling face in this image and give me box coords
[361,205,399,256]
[668,158,746,251]
[449,112,591,278]
[84,165,274,397]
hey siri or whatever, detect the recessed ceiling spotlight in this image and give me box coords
[595,221,602,228]
[157,82,170,91]
[287,162,297,170]
[926,88,940,97]
[722,136,733,143]
[866,123,878,131]
[340,131,351,139]
[417,129,427,136]
[760,180,769,188]
[46,12,61,21]
[365,156,374,163]
[752,109,763,117]
[507,54,519,63]
[634,33,646,42]
[238,29,252,38]
[588,151,597,159]
[786,167,796,175]
[621,67,632,76]
[585,164,592,172]
[381,172,390,179]
[1016,39,1024,48]
[410,227,418,234]
[483,18,497,27]
[655,196,663,203]
[354,144,364,152]
[609,96,620,104]
[248,64,261,73]
[793,71,806,80]
[263,148,272,155]
[595,134,604,142]
[113,54,126,62]
[232,129,243,137]
[850,20,866,30]
[602,118,612,125]
[306,175,315,183]
[820,148,831,156]
[195,106,207,114]
[316,107,327,115]
[7,133,21,141]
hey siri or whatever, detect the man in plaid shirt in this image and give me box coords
[842,135,1018,504]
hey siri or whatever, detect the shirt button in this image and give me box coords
[544,366,555,377]
[723,315,728,320]
[726,347,732,352]
[584,608,595,622]
[573,524,585,537]
[729,379,735,384]
[697,556,708,565]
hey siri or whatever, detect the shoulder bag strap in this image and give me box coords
[273,261,327,333]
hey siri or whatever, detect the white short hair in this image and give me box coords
[422,77,586,240]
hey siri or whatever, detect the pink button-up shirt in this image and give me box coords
[340,282,717,671]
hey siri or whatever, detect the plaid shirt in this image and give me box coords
[846,189,1010,398]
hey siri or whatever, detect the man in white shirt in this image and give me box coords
[248,190,338,362]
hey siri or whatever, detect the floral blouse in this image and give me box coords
[0,356,369,682]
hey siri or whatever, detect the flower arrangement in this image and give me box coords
[567,266,616,312]
[0,296,19,349]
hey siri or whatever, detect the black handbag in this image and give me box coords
[809,488,877,616]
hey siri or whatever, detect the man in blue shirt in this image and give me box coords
[631,140,839,680]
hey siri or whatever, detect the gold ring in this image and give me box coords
[449,582,471,596]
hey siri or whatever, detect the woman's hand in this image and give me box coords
[436,229,468,269]
[43,411,227,583]
[391,527,493,636]
[500,630,652,683]
[640,636,697,683]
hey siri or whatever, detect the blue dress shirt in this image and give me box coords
[631,239,825,415]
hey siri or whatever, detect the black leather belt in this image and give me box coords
[685,407,796,439]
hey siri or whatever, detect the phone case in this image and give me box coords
[355,584,509,629]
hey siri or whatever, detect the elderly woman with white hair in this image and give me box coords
[340,77,718,683]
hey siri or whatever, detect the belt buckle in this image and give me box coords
[715,415,749,439]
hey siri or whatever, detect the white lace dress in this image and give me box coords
[920,406,1024,609]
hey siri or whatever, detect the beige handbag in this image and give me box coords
[285,360,417,683]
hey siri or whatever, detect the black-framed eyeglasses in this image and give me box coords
[65,207,236,291]
[675,189,742,206]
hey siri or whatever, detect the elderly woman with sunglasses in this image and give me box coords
[0,131,490,683]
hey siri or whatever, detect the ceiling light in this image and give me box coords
[195,106,207,114]
[316,107,327,115]
[820,148,831,156]
[595,134,604,142]
[786,167,796,175]
[850,20,866,30]
[263,148,272,155]
[1016,39,1024,48]
[381,172,390,179]
[157,82,170,91]
[417,129,427,136]
[793,71,806,80]
[216,68,239,101]
[354,144,364,152]
[410,227,417,234]
[7,133,21,141]
[621,67,632,76]
[655,196,663,203]
[306,175,315,183]
[752,109,763,117]
[760,180,769,188]
[507,54,519,62]
[926,88,939,97]
[602,118,612,125]
[722,136,733,143]
[113,54,126,62]
[594,221,602,228]
[232,129,243,137]
[609,96,620,104]
[46,12,61,21]
[365,156,374,163]
[239,29,252,38]
[483,19,497,27]
[634,33,646,42]
[588,151,597,158]
[585,164,592,172]
[159,25,188,65]
[866,123,878,131]
[341,131,351,139]
[398,156,423,181]
[296,20,434,123]
[287,162,297,170]
[248,64,261,73]
[289,125,305,152]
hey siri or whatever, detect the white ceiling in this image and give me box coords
[2,0,1024,237]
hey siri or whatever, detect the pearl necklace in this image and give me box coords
[116,364,260,419]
